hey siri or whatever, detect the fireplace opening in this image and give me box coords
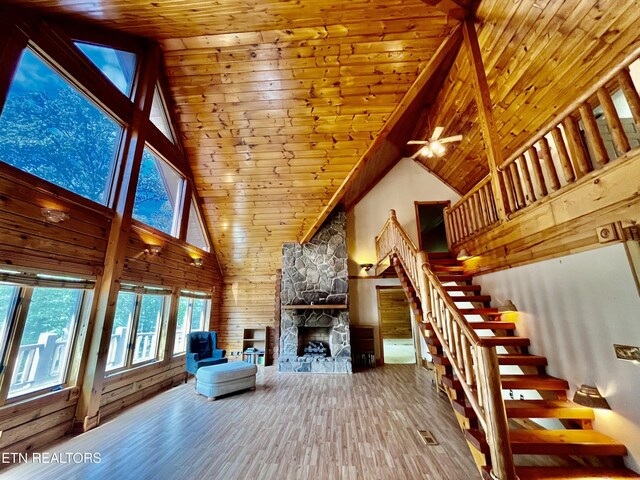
[298,326,331,357]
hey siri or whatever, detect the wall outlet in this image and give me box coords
[614,344,640,362]
[596,224,619,244]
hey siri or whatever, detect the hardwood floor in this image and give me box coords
[4,365,480,480]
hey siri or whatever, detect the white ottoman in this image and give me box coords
[195,361,257,400]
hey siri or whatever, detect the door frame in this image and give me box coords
[414,200,451,251]
[375,285,416,366]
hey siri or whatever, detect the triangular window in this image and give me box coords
[74,42,136,97]
[186,200,210,252]
[150,86,175,142]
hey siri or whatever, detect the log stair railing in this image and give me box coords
[445,48,640,247]
[376,210,639,480]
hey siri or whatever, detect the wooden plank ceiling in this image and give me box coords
[4,0,640,279]
[3,0,458,277]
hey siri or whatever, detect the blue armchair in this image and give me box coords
[186,331,228,376]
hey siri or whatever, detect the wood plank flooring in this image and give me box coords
[3,365,480,480]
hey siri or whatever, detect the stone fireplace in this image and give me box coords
[279,210,352,373]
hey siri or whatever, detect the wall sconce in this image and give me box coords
[145,244,162,256]
[456,248,471,261]
[191,258,204,268]
[41,208,70,223]
[360,263,374,272]
[572,384,611,409]
[497,299,518,313]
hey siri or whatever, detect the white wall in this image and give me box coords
[347,157,460,359]
[476,244,640,472]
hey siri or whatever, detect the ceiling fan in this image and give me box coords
[408,126,462,159]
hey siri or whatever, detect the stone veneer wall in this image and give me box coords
[279,210,352,373]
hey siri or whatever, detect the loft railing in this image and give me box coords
[376,210,516,480]
[446,50,640,247]
[445,175,499,245]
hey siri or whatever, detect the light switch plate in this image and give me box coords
[614,344,640,362]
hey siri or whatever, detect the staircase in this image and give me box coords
[376,210,639,480]
[426,251,639,479]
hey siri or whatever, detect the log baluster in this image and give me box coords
[579,101,609,166]
[597,87,631,156]
[527,146,548,198]
[563,115,592,177]
[518,154,536,205]
[539,137,561,191]
[618,68,640,128]
[509,162,525,208]
[501,169,517,214]
[550,126,576,183]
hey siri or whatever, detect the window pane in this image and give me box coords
[186,201,210,252]
[173,297,189,355]
[106,292,136,372]
[190,299,207,332]
[0,285,18,365]
[133,295,163,364]
[74,42,136,97]
[9,288,82,398]
[133,148,183,235]
[0,49,122,204]
[150,86,174,142]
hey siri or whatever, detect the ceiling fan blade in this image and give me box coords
[431,126,444,140]
[407,140,429,145]
[439,134,463,144]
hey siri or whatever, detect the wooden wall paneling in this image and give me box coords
[0,169,113,277]
[302,24,464,243]
[218,277,276,354]
[74,43,161,433]
[458,151,640,276]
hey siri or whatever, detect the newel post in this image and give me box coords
[478,346,517,480]
[416,251,432,324]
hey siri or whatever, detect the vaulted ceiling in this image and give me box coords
[3,0,640,279]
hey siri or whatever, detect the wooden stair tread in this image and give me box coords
[459,307,499,314]
[503,399,595,419]
[426,321,515,331]
[428,258,459,265]
[443,374,568,391]
[433,352,546,367]
[432,265,466,272]
[427,335,529,347]
[453,399,594,419]
[500,374,569,390]
[437,274,473,282]
[514,466,640,479]
[451,295,491,303]
[467,429,627,456]
[444,285,481,292]
[497,354,547,366]
[479,336,530,347]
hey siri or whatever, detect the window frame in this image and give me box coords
[173,292,212,356]
[0,277,90,405]
[105,286,170,375]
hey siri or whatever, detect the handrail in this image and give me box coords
[499,44,640,170]
[376,210,516,480]
[446,49,640,246]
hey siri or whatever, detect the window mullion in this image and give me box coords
[126,294,143,368]
[0,288,33,404]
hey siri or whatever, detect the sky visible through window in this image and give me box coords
[75,42,136,97]
[0,49,121,204]
[133,148,183,235]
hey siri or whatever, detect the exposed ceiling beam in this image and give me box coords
[300,24,464,243]
[421,0,471,21]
